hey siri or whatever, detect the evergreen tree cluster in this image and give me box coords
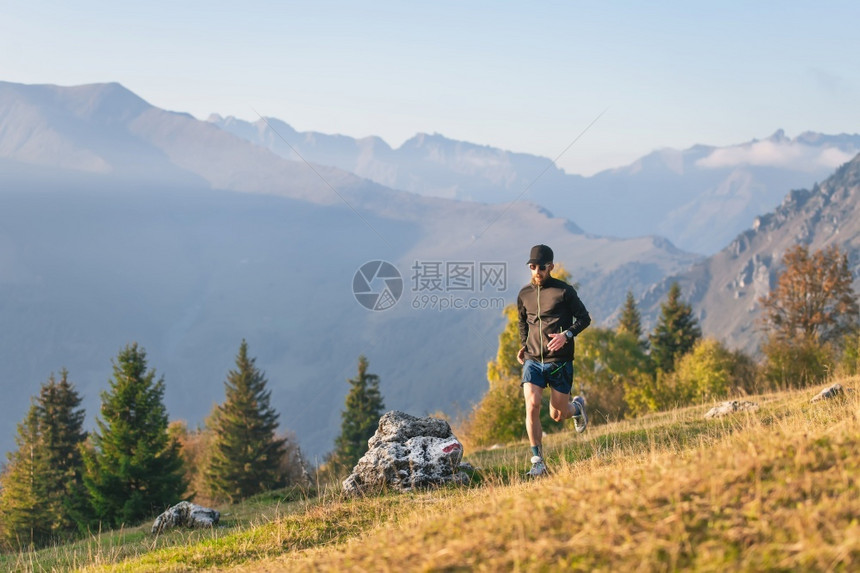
[4,243,852,552]
[0,341,306,551]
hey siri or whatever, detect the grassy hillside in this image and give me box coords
[4,379,858,572]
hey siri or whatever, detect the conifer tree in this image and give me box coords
[330,355,385,473]
[0,408,43,549]
[617,290,645,346]
[34,370,89,534]
[204,340,287,503]
[82,344,186,527]
[0,370,88,549]
[649,282,702,373]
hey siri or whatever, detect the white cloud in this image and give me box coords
[696,140,855,173]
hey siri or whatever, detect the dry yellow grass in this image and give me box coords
[231,384,859,572]
[9,381,857,572]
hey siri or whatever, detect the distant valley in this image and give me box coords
[0,81,696,459]
[2,80,858,460]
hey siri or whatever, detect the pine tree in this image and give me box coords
[0,370,88,549]
[649,282,702,373]
[82,344,186,527]
[204,340,287,503]
[617,290,645,346]
[0,408,44,549]
[34,370,89,535]
[330,356,385,473]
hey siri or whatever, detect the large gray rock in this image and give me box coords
[343,411,470,495]
[151,501,220,534]
[704,400,760,419]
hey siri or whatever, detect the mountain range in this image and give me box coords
[639,152,860,351]
[0,81,696,460]
[3,80,859,460]
[210,115,860,255]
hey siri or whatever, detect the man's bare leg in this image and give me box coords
[523,383,544,447]
[550,388,576,422]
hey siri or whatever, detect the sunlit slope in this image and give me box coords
[59,380,860,572]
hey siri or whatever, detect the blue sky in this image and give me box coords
[2,1,858,175]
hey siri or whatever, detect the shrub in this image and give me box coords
[461,376,528,448]
[674,339,740,402]
[760,335,835,389]
[836,332,860,377]
[575,329,649,424]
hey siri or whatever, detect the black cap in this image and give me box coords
[527,244,553,265]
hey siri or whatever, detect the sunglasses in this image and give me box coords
[528,263,549,271]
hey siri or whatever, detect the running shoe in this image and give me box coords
[526,455,547,477]
[572,395,588,433]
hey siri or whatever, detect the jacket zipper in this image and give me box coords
[537,284,543,364]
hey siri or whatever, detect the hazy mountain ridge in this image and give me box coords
[0,81,697,458]
[212,115,860,255]
[638,153,860,351]
[0,82,206,185]
[209,114,571,204]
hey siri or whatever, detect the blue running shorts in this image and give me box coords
[522,359,573,394]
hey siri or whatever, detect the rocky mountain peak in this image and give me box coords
[640,152,860,351]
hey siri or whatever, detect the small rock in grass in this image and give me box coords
[704,400,760,419]
[810,383,851,403]
[151,501,220,534]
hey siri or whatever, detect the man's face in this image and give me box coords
[529,262,553,286]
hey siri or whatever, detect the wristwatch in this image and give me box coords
[564,330,573,339]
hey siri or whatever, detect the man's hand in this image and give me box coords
[547,332,568,352]
[517,346,526,365]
